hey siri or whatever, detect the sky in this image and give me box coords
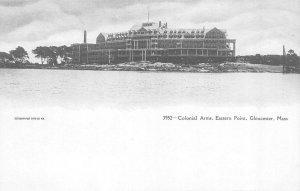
[0,0,299,61]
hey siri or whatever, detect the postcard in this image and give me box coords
[0,0,299,190]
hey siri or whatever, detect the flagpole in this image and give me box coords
[147,7,149,22]
[283,45,286,73]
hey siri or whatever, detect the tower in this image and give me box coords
[84,30,87,43]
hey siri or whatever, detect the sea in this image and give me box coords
[0,68,299,108]
[0,69,299,191]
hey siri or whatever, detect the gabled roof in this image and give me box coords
[206,27,226,34]
[138,27,148,32]
[97,33,105,39]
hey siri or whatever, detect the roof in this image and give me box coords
[130,22,161,31]
[105,22,227,40]
[161,27,226,35]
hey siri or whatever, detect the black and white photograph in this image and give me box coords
[0,0,299,190]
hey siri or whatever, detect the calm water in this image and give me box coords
[1,68,300,191]
[0,69,299,108]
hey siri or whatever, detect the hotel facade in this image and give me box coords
[71,21,236,64]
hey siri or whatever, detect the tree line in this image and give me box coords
[32,46,72,66]
[1,46,299,67]
[0,46,29,65]
[0,46,72,66]
[236,49,299,66]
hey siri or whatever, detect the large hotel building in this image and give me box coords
[71,21,236,64]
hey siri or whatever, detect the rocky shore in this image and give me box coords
[58,61,289,73]
[1,61,299,73]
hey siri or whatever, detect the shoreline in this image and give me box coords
[1,62,299,73]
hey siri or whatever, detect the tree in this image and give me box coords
[0,52,13,64]
[254,54,262,64]
[32,46,47,65]
[248,54,262,64]
[286,49,298,66]
[45,47,56,66]
[32,46,56,66]
[48,46,59,66]
[9,46,29,64]
[56,46,72,65]
[32,45,72,66]
[33,45,72,66]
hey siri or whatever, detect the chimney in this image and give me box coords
[159,21,161,27]
[84,30,87,43]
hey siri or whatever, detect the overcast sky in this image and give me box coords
[0,0,299,59]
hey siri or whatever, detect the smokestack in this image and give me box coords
[84,30,87,43]
[159,21,161,27]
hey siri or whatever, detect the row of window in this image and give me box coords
[86,50,228,57]
[107,34,222,41]
[112,29,206,36]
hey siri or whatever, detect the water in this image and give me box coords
[0,69,299,108]
[0,69,300,191]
